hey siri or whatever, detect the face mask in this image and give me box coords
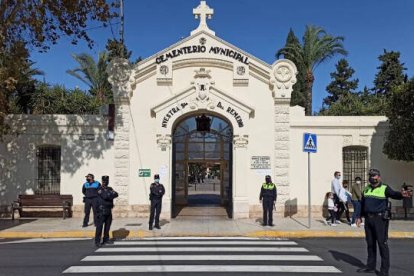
[155,179,160,183]
[356,181,361,184]
[369,177,378,185]
[335,175,341,180]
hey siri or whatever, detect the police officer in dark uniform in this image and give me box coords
[259,175,277,226]
[149,174,165,230]
[82,173,101,227]
[95,175,118,247]
[357,168,412,276]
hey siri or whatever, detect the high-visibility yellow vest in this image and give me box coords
[262,183,276,190]
[363,184,387,199]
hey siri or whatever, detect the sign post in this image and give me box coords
[303,133,317,229]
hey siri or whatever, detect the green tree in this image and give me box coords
[373,50,407,97]
[277,25,347,115]
[383,78,414,161]
[277,29,307,107]
[30,83,100,115]
[0,0,118,52]
[106,38,142,64]
[67,52,112,104]
[323,58,358,108]
[0,0,118,135]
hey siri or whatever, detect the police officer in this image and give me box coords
[95,175,118,247]
[259,175,277,226]
[82,173,101,227]
[149,174,165,230]
[356,168,412,276]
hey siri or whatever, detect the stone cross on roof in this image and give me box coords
[191,1,215,36]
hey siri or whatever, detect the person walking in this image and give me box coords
[341,180,352,224]
[259,175,277,227]
[325,192,338,226]
[331,171,345,223]
[82,173,101,227]
[351,176,363,227]
[356,168,413,276]
[94,175,118,247]
[149,174,165,230]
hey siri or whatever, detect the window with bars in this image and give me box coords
[343,146,368,191]
[36,146,61,194]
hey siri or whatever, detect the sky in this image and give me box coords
[31,0,414,112]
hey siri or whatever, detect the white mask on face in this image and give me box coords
[335,175,341,180]
[356,181,361,184]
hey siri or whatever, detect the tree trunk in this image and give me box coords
[305,70,314,116]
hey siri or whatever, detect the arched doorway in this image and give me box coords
[172,113,233,218]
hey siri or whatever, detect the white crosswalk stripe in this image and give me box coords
[63,238,341,274]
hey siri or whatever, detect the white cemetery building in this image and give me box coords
[1,1,413,219]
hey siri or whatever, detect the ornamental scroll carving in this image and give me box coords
[107,57,134,99]
[233,135,249,148]
[270,59,297,99]
[156,134,172,151]
[189,68,216,110]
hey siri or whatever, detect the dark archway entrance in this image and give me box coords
[172,114,233,218]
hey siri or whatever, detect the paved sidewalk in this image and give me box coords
[1,216,413,239]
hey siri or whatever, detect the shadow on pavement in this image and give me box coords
[329,249,365,269]
[0,219,37,231]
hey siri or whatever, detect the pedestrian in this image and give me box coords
[325,192,338,226]
[82,173,101,228]
[351,176,363,227]
[356,168,413,276]
[149,174,165,230]
[259,175,277,226]
[341,180,352,224]
[331,171,346,224]
[95,175,118,247]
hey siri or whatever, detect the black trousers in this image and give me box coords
[149,199,162,226]
[83,197,98,226]
[364,214,390,274]
[95,212,112,244]
[334,195,350,222]
[262,199,274,225]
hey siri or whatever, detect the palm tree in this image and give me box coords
[277,25,347,115]
[67,52,112,104]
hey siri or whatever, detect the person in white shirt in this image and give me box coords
[331,171,346,223]
[325,192,338,226]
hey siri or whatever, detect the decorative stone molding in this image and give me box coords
[156,60,173,85]
[233,135,248,148]
[156,134,172,151]
[233,63,249,86]
[188,68,216,110]
[107,58,134,99]
[270,59,297,99]
[343,135,353,147]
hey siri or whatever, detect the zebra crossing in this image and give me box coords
[63,237,341,274]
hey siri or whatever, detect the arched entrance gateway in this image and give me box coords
[172,114,233,218]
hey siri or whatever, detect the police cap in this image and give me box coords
[368,168,381,177]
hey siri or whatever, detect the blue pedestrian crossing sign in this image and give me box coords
[303,133,317,153]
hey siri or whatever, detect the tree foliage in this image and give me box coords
[373,50,407,96]
[278,29,307,108]
[28,83,100,115]
[323,58,358,107]
[383,78,414,161]
[0,0,118,52]
[277,25,347,115]
[67,52,113,105]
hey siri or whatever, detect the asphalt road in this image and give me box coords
[0,237,412,276]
